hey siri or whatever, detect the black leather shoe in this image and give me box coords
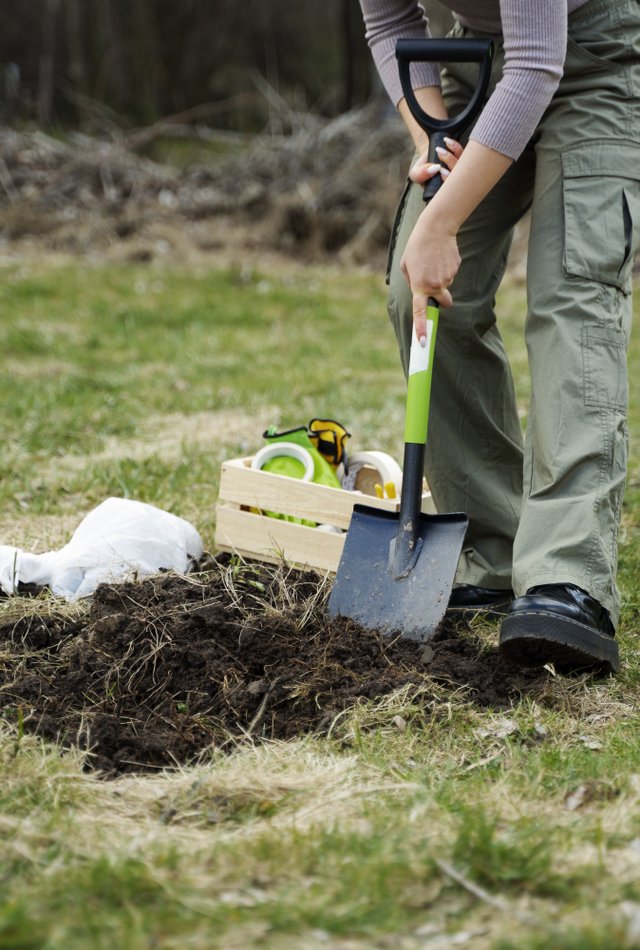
[447,584,514,619]
[499,583,619,674]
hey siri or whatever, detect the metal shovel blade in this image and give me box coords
[328,504,469,642]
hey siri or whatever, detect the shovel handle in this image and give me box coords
[396,38,493,139]
[396,38,493,201]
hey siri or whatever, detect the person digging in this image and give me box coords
[357,0,640,674]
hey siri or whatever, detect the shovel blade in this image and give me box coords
[328,504,468,642]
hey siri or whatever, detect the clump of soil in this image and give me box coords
[0,561,546,774]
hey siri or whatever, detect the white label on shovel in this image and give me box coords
[408,319,434,377]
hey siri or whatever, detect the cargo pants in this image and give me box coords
[387,0,640,627]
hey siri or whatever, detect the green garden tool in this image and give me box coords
[328,37,493,641]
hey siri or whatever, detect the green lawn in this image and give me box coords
[1,257,639,949]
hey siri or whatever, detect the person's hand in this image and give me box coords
[400,211,460,342]
[408,136,463,186]
[402,137,464,344]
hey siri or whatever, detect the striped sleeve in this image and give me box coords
[358,0,568,161]
[469,0,567,158]
[358,0,441,106]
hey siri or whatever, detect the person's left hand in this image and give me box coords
[408,136,463,186]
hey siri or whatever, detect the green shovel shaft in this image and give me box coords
[393,298,439,577]
[404,299,439,445]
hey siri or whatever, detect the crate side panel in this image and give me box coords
[215,505,344,572]
[218,461,399,528]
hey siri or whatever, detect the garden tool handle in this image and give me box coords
[394,297,439,576]
[396,38,493,201]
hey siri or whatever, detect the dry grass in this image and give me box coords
[1,257,639,948]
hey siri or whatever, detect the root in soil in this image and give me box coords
[0,559,547,775]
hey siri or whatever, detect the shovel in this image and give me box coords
[328,38,493,642]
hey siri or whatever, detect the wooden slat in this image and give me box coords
[215,505,344,573]
[214,456,437,571]
[218,457,435,526]
[218,457,398,529]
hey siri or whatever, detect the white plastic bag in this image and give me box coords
[0,497,204,600]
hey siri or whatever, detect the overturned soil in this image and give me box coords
[0,561,547,775]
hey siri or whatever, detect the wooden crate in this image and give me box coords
[215,456,435,573]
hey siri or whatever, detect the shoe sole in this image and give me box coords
[499,610,620,674]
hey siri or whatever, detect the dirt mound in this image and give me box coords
[0,562,546,774]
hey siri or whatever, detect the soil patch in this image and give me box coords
[0,561,547,774]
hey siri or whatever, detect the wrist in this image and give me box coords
[418,202,459,239]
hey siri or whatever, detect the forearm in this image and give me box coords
[397,92,513,232]
[397,86,448,152]
[400,139,514,326]
[422,139,513,233]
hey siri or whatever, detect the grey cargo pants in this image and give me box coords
[387,0,640,627]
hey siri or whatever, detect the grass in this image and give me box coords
[0,261,404,538]
[1,253,639,948]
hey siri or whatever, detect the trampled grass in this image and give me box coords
[1,254,639,949]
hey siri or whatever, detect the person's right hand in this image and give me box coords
[400,204,461,344]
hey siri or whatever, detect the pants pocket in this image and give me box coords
[567,0,640,73]
[562,141,640,293]
[582,324,627,411]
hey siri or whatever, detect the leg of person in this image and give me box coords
[387,144,535,615]
[500,0,640,673]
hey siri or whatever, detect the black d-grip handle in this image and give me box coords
[396,38,493,200]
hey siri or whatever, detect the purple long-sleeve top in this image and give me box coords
[359,0,588,159]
